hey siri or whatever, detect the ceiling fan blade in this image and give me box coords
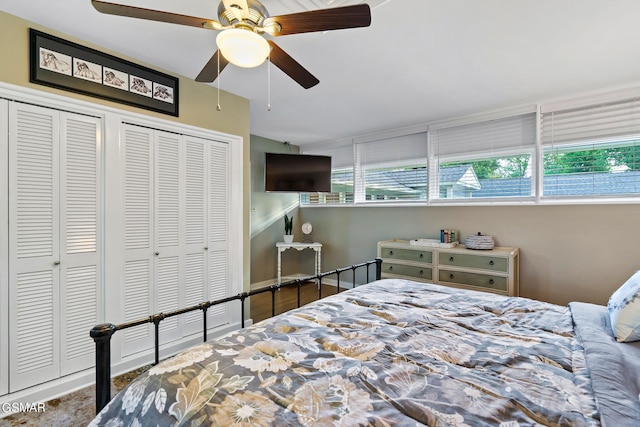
[264,4,371,36]
[195,50,230,83]
[91,0,221,30]
[267,41,319,89]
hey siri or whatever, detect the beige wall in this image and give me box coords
[248,136,640,306]
[249,136,300,283]
[0,11,252,287]
[298,204,639,306]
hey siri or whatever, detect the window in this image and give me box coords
[356,133,427,202]
[300,144,353,205]
[440,153,533,198]
[541,97,640,198]
[300,88,640,206]
[429,112,536,200]
[542,140,640,197]
[302,132,427,204]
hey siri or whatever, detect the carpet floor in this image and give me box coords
[1,366,150,427]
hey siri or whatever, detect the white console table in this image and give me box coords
[276,242,322,284]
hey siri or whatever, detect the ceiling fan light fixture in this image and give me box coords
[216,28,270,68]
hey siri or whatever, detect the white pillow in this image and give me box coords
[608,271,640,342]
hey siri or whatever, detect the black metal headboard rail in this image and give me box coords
[90,258,382,414]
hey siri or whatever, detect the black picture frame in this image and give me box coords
[29,28,179,116]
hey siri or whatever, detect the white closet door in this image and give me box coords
[122,125,154,354]
[154,130,182,342]
[59,113,101,375]
[0,99,9,397]
[183,136,207,335]
[8,103,61,391]
[207,141,230,327]
[121,125,231,352]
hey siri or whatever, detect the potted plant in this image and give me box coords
[283,214,294,243]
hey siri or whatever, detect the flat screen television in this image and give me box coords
[264,153,332,192]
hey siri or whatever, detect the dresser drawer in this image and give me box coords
[439,269,507,292]
[439,252,507,272]
[381,247,432,263]
[383,262,433,280]
[378,240,518,296]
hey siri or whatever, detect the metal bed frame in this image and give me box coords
[90,258,382,414]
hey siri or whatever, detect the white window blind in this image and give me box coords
[541,98,640,145]
[302,144,354,204]
[430,113,536,199]
[356,132,427,202]
[541,98,640,198]
[431,113,536,157]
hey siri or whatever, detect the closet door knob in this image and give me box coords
[204,247,208,251]
[53,261,60,266]
[155,252,159,256]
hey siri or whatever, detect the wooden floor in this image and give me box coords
[249,282,342,323]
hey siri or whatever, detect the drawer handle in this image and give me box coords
[489,260,494,266]
[419,270,424,275]
[419,253,424,259]
[389,250,394,255]
[449,257,454,262]
[449,273,454,279]
[489,279,494,285]
[389,266,393,271]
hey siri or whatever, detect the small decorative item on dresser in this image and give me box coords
[465,232,494,250]
[440,229,458,243]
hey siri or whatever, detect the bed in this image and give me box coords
[89,278,640,426]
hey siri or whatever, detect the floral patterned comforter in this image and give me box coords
[90,279,601,426]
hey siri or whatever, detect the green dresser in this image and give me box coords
[377,239,519,296]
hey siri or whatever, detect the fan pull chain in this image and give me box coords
[216,51,222,111]
[267,53,271,111]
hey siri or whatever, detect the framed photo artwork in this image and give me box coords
[29,28,179,116]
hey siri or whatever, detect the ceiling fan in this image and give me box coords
[91,0,372,89]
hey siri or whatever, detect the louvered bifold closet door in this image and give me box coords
[0,99,8,397]
[183,136,207,335]
[8,103,61,392]
[59,113,101,376]
[154,130,183,342]
[122,125,154,355]
[207,141,230,327]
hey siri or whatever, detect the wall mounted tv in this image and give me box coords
[264,153,332,192]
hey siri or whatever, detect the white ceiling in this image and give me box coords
[3,0,640,146]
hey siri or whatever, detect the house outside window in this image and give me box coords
[302,132,428,204]
[430,111,536,201]
[541,97,640,199]
[542,140,640,197]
